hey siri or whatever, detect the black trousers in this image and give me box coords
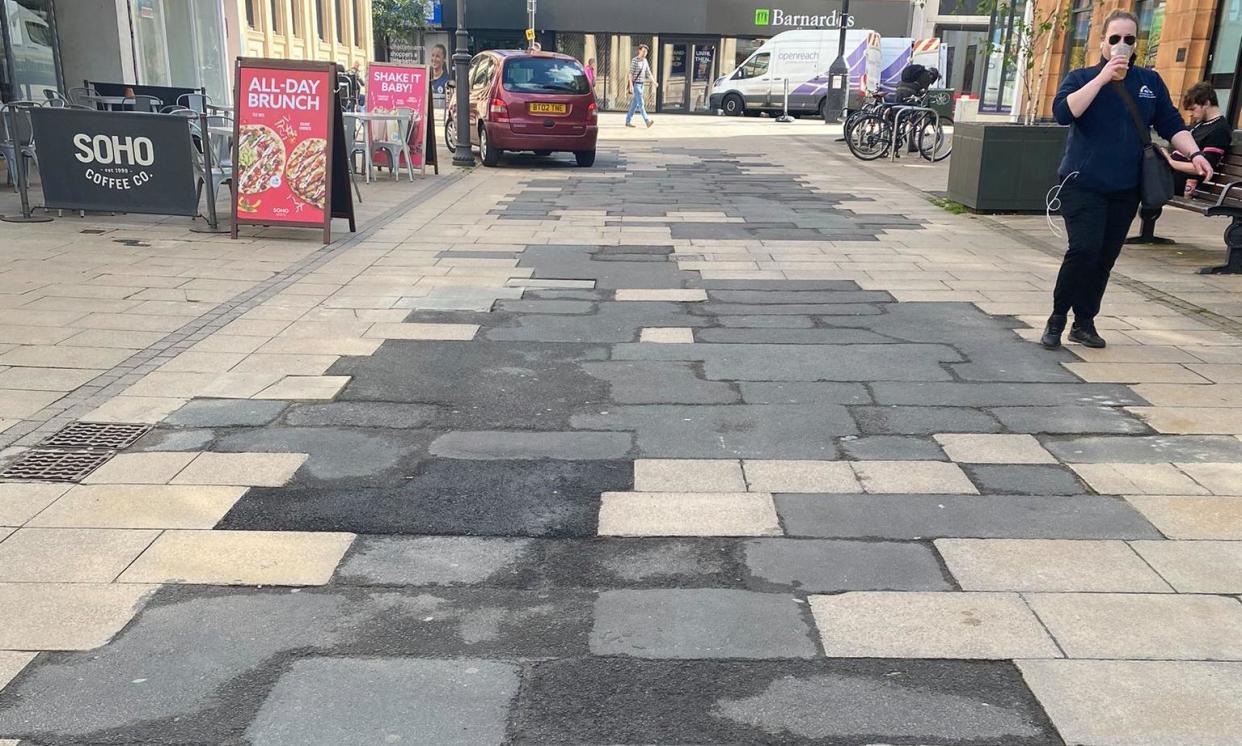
[1052,182,1141,322]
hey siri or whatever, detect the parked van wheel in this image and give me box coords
[817,98,828,121]
[722,94,745,116]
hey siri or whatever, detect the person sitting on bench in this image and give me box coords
[1160,82,1231,196]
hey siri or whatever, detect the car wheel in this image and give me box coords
[444,113,457,152]
[574,150,596,167]
[479,125,500,167]
[722,93,744,116]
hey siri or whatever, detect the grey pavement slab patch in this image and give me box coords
[590,589,818,659]
[695,327,897,344]
[738,381,871,405]
[852,405,1002,434]
[511,658,1059,745]
[989,405,1151,434]
[164,399,288,427]
[612,342,962,381]
[519,244,694,289]
[542,537,745,589]
[705,290,893,304]
[219,459,631,536]
[776,493,1164,539]
[744,538,953,592]
[697,302,885,316]
[582,361,740,404]
[1044,435,1242,464]
[871,381,1147,407]
[247,658,518,746]
[717,315,816,328]
[572,404,852,458]
[334,536,539,587]
[132,428,217,452]
[965,464,1088,496]
[485,301,709,343]
[839,435,948,461]
[282,402,441,428]
[695,279,863,291]
[428,430,632,460]
[211,426,435,486]
[493,299,596,314]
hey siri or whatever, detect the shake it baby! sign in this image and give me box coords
[366,63,430,172]
[231,59,336,238]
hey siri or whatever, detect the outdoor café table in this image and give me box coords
[343,110,418,183]
[93,95,129,111]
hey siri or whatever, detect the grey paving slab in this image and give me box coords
[493,299,596,314]
[582,361,740,404]
[965,464,1088,496]
[1044,435,1242,464]
[839,435,948,460]
[851,405,1003,434]
[283,402,441,428]
[697,302,885,316]
[705,290,892,304]
[989,405,1151,434]
[165,399,288,427]
[738,381,871,405]
[428,430,632,460]
[512,658,1059,745]
[485,302,711,344]
[247,658,519,746]
[695,327,897,344]
[744,538,953,592]
[871,381,1147,407]
[590,589,818,659]
[132,428,217,452]
[211,426,435,487]
[334,536,539,586]
[542,538,746,589]
[717,315,816,328]
[612,342,962,381]
[572,404,852,458]
[776,493,1164,539]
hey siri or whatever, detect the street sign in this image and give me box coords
[525,27,535,41]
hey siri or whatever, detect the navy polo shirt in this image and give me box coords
[1052,60,1186,193]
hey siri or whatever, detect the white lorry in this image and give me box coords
[709,29,914,117]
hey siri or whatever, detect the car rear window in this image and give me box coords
[502,58,589,94]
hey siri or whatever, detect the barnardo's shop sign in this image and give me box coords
[232,58,350,242]
[30,108,198,215]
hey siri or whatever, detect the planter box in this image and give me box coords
[947,122,1069,213]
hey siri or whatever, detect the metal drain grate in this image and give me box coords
[0,449,114,482]
[41,422,151,450]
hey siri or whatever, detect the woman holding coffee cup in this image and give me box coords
[1041,10,1214,350]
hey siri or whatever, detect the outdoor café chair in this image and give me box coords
[188,118,232,215]
[372,107,416,183]
[177,93,208,113]
[66,86,92,107]
[340,118,365,203]
[0,102,39,190]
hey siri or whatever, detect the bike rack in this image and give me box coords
[889,105,939,163]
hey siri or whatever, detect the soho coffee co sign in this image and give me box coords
[30,108,199,216]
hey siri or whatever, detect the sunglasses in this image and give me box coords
[1108,34,1137,45]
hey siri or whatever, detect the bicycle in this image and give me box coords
[844,92,952,162]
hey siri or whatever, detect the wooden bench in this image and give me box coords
[1126,128,1242,274]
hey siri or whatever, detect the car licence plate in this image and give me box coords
[529,102,567,114]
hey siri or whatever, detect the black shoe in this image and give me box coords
[1040,314,1067,349]
[1068,324,1107,348]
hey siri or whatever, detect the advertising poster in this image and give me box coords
[232,59,334,236]
[366,62,430,172]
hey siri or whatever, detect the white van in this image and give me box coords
[709,29,877,117]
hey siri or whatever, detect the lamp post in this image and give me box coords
[822,0,851,123]
[451,0,475,167]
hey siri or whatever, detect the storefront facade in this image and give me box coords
[438,0,916,112]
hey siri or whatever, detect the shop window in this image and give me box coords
[354,0,365,47]
[315,0,326,40]
[1062,0,1092,75]
[335,0,345,43]
[268,0,283,34]
[1135,0,1165,67]
[245,0,257,29]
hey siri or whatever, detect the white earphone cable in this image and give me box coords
[1046,171,1079,239]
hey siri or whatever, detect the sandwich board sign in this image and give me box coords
[366,62,433,174]
[230,58,355,243]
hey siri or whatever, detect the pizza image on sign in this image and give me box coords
[236,124,286,201]
[285,137,327,210]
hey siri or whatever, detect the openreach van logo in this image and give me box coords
[754,7,855,28]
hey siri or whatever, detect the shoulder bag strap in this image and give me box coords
[1112,80,1152,147]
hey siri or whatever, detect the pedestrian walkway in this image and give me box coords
[0,118,1240,744]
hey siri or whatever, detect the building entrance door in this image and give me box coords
[658,39,717,113]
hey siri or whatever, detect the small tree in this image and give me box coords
[373,0,428,60]
[978,0,1070,124]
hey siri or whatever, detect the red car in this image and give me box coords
[445,50,598,167]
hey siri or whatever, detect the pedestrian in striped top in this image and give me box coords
[626,44,657,128]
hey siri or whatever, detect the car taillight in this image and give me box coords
[587,101,597,122]
[490,98,508,120]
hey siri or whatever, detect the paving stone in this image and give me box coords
[852,406,1002,434]
[776,493,1163,539]
[1018,660,1242,746]
[717,314,816,328]
[334,536,538,586]
[737,381,870,405]
[1027,593,1242,660]
[743,460,859,492]
[744,538,952,592]
[81,451,198,485]
[934,434,1056,464]
[252,375,349,400]
[590,589,817,658]
[513,658,1060,745]
[695,327,896,344]
[0,582,155,650]
[989,405,1151,434]
[1045,435,1242,464]
[0,527,159,582]
[487,301,709,344]
[705,290,891,304]
[1178,462,1242,495]
[581,361,740,404]
[838,435,948,460]
[1130,406,1242,435]
[701,302,885,316]
[365,322,479,340]
[632,459,746,492]
[614,342,960,382]
[936,539,1172,592]
[616,288,707,302]
[282,402,440,428]
[494,300,595,314]
[573,404,852,458]
[871,381,1145,407]
[1124,495,1242,539]
[1130,540,1242,593]
[965,464,1087,495]
[599,491,781,537]
[131,427,217,452]
[171,451,308,487]
[82,395,189,425]
[429,430,631,460]
[809,592,1060,659]
[28,485,248,530]
[1064,362,1210,384]
[165,399,288,427]
[247,658,519,746]
[0,482,71,526]
[541,538,745,588]
[118,530,353,586]
[0,651,35,693]
[639,326,694,343]
[853,460,978,494]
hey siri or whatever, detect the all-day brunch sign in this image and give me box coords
[232,58,351,242]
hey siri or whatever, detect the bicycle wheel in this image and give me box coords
[918,115,952,162]
[845,113,891,161]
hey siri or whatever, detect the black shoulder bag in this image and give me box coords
[1113,81,1175,209]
